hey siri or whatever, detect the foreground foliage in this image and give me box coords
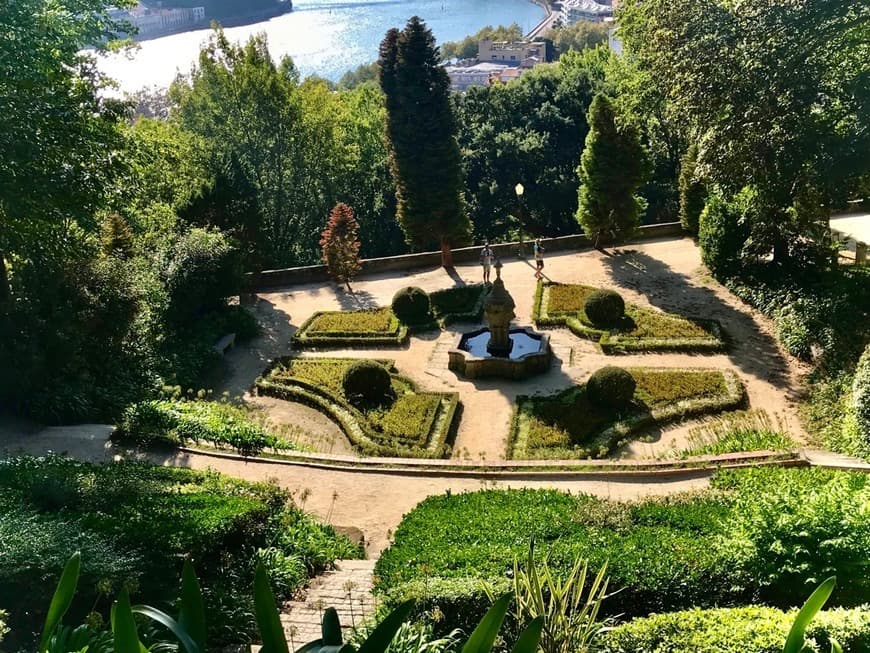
[0,457,360,649]
[375,468,870,632]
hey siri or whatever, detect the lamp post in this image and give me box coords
[515,183,525,258]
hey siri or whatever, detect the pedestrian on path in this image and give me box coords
[480,241,495,284]
[533,238,545,280]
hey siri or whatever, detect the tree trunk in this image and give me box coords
[772,238,788,265]
[0,251,9,304]
[440,237,454,268]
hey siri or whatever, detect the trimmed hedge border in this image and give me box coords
[600,606,870,653]
[292,310,409,349]
[532,282,726,353]
[509,368,746,459]
[255,357,458,458]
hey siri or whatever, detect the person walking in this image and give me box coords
[479,241,495,284]
[533,238,545,280]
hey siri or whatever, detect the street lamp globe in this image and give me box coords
[515,183,524,198]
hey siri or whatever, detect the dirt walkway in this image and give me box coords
[217,237,809,460]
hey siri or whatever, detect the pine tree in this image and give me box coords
[575,94,646,247]
[678,143,706,235]
[101,213,135,259]
[378,17,470,268]
[320,203,362,290]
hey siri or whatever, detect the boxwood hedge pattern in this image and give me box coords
[292,307,409,348]
[375,468,870,635]
[509,368,746,459]
[600,606,870,653]
[255,357,458,458]
[532,282,725,353]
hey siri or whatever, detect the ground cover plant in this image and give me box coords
[532,282,725,352]
[256,357,458,457]
[664,410,796,459]
[510,368,745,459]
[0,456,361,650]
[293,307,409,348]
[374,467,870,635]
[117,396,306,456]
[600,606,870,653]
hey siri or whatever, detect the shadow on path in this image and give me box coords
[336,286,378,310]
[601,249,796,395]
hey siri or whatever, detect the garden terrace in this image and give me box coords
[0,456,361,650]
[533,282,725,352]
[510,368,746,459]
[374,468,870,634]
[255,357,459,458]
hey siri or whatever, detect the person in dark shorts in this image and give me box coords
[479,241,494,284]
[533,238,545,280]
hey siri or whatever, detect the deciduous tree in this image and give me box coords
[320,203,362,289]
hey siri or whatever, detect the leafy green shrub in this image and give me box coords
[699,192,747,276]
[429,284,488,323]
[585,366,635,411]
[118,399,299,456]
[600,606,870,653]
[391,287,431,325]
[342,360,395,407]
[672,411,795,458]
[293,308,408,348]
[678,143,706,235]
[853,344,870,444]
[584,289,625,327]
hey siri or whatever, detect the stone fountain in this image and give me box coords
[448,259,552,379]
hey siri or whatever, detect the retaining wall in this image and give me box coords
[247,222,685,291]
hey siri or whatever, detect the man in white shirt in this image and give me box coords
[479,241,495,284]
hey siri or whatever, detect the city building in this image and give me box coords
[559,0,612,25]
[478,39,552,66]
[445,62,512,92]
[117,3,207,37]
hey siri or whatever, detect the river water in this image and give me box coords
[97,0,546,91]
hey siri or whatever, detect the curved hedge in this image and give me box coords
[601,606,870,653]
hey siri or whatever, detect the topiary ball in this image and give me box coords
[391,286,431,325]
[584,289,626,327]
[342,360,394,407]
[586,366,636,412]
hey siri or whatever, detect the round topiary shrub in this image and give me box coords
[391,287,431,325]
[584,289,625,327]
[586,366,636,411]
[342,360,394,407]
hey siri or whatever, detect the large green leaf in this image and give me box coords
[112,589,142,653]
[254,563,290,653]
[510,616,543,653]
[133,605,201,653]
[462,594,512,653]
[357,600,414,653]
[178,560,207,652]
[39,551,82,653]
[783,577,836,653]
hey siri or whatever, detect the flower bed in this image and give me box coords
[509,368,745,459]
[292,307,409,348]
[532,282,725,352]
[255,357,458,457]
[375,468,870,634]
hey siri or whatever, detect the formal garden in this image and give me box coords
[3,0,869,651]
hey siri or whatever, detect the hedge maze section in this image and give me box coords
[292,308,409,348]
[509,368,746,459]
[255,357,458,458]
[532,282,725,353]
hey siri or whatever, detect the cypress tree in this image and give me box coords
[678,143,706,235]
[378,17,470,267]
[575,94,646,247]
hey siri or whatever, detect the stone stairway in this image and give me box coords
[280,559,378,651]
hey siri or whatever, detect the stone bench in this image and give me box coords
[214,333,236,355]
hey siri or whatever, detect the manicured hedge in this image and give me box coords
[532,282,725,353]
[375,468,870,633]
[854,343,870,445]
[510,368,745,459]
[256,357,458,457]
[601,606,870,653]
[429,284,489,325]
[0,456,361,649]
[118,398,301,456]
[292,308,409,348]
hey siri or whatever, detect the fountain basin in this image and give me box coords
[448,327,552,379]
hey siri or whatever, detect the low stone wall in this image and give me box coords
[248,222,685,291]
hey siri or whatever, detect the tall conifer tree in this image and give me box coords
[378,17,470,267]
[576,94,646,247]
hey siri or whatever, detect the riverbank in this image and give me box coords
[132,1,292,43]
